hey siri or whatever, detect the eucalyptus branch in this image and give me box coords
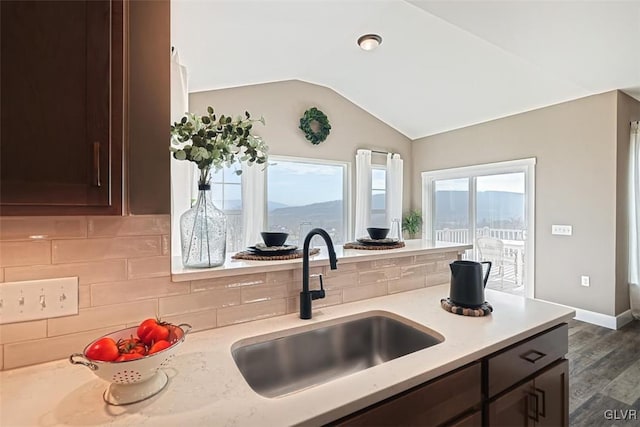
[170,107,268,185]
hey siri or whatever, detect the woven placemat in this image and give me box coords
[343,241,406,250]
[232,248,320,261]
[440,298,493,317]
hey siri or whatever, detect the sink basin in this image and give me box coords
[231,311,444,398]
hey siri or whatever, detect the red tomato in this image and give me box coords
[118,335,146,355]
[137,318,169,345]
[148,340,171,355]
[85,337,119,362]
[115,352,144,362]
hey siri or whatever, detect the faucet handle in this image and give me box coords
[310,274,325,300]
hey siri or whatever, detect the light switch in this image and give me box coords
[0,277,78,324]
[552,225,572,236]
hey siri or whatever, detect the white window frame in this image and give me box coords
[371,165,386,220]
[265,155,352,243]
[422,158,536,298]
[209,167,242,216]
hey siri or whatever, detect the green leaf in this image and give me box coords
[202,116,211,124]
[207,106,214,114]
[174,150,187,161]
[181,116,187,124]
[245,111,250,119]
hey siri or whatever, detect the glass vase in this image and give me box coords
[180,183,227,268]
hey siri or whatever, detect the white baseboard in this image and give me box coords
[536,298,636,330]
[574,308,635,330]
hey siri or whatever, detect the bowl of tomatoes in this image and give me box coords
[69,319,191,405]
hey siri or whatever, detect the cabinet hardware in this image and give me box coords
[93,141,101,187]
[520,349,546,363]
[527,391,540,422]
[535,387,546,417]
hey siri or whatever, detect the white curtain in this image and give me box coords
[354,149,372,239]
[630,121,640,319]
[386,153,403,229]
[241,162,266,248]
[170,49,193,258]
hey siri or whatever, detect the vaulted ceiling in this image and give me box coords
[171,0,640,140]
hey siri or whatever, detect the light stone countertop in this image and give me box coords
[171,239,472,281]
[0,285,574,427]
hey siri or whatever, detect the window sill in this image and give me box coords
[171,239,472,282]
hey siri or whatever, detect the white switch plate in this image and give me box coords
[581,276,590,287]
[0,277,78,324]
[552,225,573,236]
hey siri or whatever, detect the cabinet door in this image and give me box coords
[448,410,482,427]
[533,360,569,427]
[333,363,481,426]
[487,381,535,427]
[0,0,123,215]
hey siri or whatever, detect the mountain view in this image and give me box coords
[435,190,525,229]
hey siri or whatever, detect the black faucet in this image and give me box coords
[300,228,338,319]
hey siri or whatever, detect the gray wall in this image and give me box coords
[411,91,628,316]
[189,80,413,219]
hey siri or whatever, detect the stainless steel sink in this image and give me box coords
[231,312,444,398]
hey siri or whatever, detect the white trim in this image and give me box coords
[537,298,634,330]
[421,157,536,297]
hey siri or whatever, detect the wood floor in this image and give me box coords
[568,318,640,426]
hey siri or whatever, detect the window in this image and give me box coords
[371,167,386,227]
[197,165,244,251]
[422,158,535,298]
[266,157,349,245]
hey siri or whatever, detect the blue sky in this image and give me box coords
[267,161,343,206]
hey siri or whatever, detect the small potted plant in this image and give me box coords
[170,107,268,268]
[402,210,423,239]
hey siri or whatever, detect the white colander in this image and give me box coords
[70,323,191,405]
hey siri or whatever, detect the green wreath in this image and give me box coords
[299,107,331,145]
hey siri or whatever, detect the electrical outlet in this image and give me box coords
[552,225,573,236]
[0,277,78,324]
[581,276,590,287]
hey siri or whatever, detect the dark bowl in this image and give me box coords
[367,227,390,240]
[261,232,289,247]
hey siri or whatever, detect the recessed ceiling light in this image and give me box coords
[357,34,382,51]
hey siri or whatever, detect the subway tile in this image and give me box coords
[426,271,451,287]
[79,285,91,308]
[162,309,217,333]
[127,256,171,279]
[241,283,289,304]
[292,266,324,283]
[52,236,161,263]
[415,252,447,263]
[47,300,157,337]
[4,325,125,370]
[388,275,425,294]
[371,256,414,269]
[0,217,87,241]
[265,270,293,284]
[358,267,401,285]
[324,262,356,277]
[0,241,51,267]
[0,268,3,282]
[159,287,241,317]
[0,320,47,344]
[191,273,267,292]
[286,289,343,314]
[323,272,358,290]
[162,235,170,256]
[88,215,170,237]
[4,259,127,285]
[343,282,388,303]
[437,260,453,272]
[217,299,286,327]
[0,344,3,370]
[90,277,189,307]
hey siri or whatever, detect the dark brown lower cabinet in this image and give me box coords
[487,360,568,427]
[330,324,569,427]
[332,362,481,426]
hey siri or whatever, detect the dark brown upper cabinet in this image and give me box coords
[1,0,123,215]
